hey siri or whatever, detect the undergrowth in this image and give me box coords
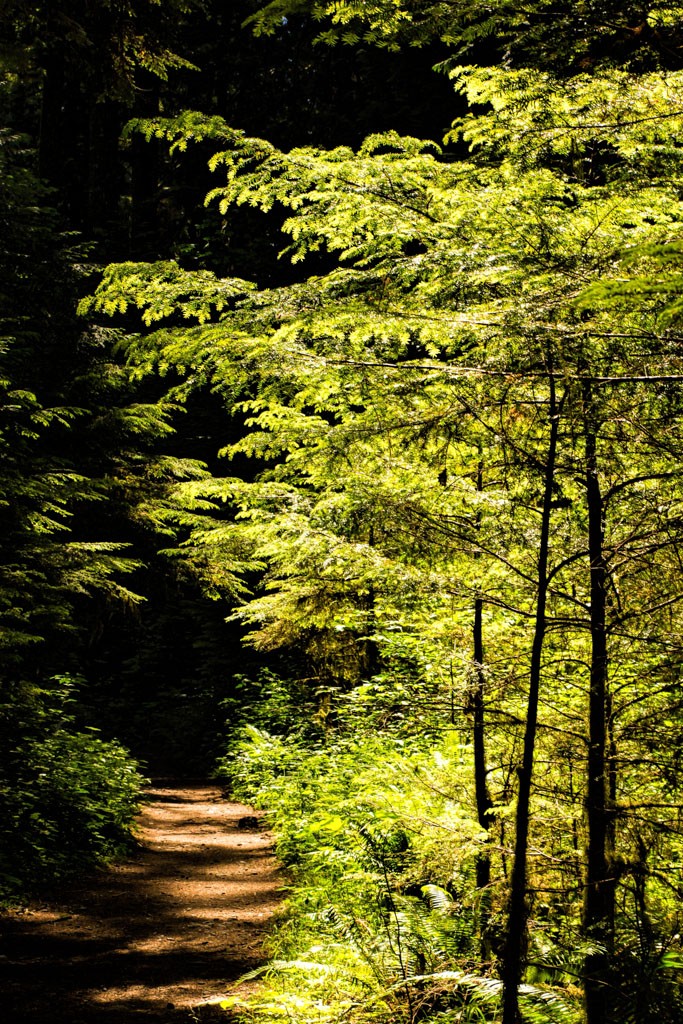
[0,675,146,901]
[214,674,583,1024]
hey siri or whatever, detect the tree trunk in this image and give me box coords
[582,401,614,1024]
[472,594,495,951]
[472,462,494,949]
[473,596,493,876]
[501,374,561,1024]
[361,527,380,679]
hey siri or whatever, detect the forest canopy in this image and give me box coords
[3,2,683,1024]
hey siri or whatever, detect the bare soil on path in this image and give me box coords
[0,781,282,1023]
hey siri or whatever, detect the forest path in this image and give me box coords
[0,781,282,1023]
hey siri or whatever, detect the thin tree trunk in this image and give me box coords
[473,596,493,882]
[473,594,494,951]
[472,462,494,950]
[501,374,561,1024]
[582,400,614,1024]
[361,526,380,679]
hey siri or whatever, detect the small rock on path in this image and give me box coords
[0,781,282,1023]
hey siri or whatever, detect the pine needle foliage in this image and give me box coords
[87,59,683,1024]
[246,0,683,70]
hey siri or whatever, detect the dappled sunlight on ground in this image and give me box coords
[0,782,283,1023]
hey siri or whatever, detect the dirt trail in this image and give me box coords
[0,782,282,1023]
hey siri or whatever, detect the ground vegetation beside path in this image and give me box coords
[0,782,282,1023]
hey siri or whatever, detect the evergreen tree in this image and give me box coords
[85,58,683,1020]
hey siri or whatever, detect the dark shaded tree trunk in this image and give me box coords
[473,595,492,882]
[472,593,495,950]
[471,462,494,949]
[360,526,380,680]
[129,82,163,259]
[582,399,614,1024]
[361,583,380,680]
[501,374,561,1024]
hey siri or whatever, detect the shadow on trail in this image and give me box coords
[4,947,252,1023]
[0,782,281,1024]
[143,784,221,806]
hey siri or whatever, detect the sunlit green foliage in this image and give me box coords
[218,716,581,1024]
[82,40,683,1024]
[247,0,683,69]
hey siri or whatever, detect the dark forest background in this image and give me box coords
[0,0,456,775]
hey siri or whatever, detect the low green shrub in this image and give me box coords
[0,676,146,900]
[216,715,580,1024]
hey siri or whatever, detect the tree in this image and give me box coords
[83,52,683,1024]
[247,0,683,70]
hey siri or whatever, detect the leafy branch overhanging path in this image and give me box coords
[0,783,281,1023]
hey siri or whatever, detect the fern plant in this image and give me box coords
[216,721,581,1024]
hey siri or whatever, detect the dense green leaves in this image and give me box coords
[0,676,145,898]
[82,54,683,1022]
[248,0,683,69]
[5,0,683,1019]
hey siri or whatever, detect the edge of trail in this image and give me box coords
[0,780,283,1023]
